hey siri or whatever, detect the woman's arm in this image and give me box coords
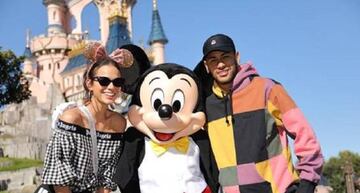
[54,186,72,193]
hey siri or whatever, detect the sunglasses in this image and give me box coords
[93,76,125,87]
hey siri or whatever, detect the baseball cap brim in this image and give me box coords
[203,45,235,59]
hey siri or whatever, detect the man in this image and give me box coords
[194,34,324,193]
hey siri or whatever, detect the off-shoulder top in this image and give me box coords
[42,119,124,192]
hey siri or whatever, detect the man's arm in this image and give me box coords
[268,83,324,193]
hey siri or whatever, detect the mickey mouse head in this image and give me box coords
[128,63,206,144]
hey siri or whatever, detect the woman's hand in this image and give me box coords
[97,187,111,193]
[54,186,71,193]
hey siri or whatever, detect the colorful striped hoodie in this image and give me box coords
[205,63,324,193]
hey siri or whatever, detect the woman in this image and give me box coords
[38,42,137,193]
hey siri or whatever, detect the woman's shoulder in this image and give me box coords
[59,107,85,127]
[108,111,126,133]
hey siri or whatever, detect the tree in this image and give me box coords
[0,47,31,106]
[323,150,360,193]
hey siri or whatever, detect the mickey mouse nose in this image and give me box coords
[158,104,173,120]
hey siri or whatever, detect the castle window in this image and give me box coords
[77,75,81,86]
[57,62,60,69]
[64,78,69,88]
[48,63,51,70]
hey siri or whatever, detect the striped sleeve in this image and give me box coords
[268,84,324,183]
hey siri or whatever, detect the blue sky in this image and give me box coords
[0,0,359,160]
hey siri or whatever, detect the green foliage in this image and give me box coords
[0,157,42,172]
[323,150,360,193]
[0,47,31,106]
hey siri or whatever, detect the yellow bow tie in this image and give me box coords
[149,137,190,156]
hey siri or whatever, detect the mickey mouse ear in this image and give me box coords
[119,44,151,94]
[193,60,213,98]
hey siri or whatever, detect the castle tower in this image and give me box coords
[148,0,168,65]
[105,0,132,52]
[43,0,69,35]
[23,30,34,76]
[29,0,78,88]
[91,0,136,44]
[25,0,81,104]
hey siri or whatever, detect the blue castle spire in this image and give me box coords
[148,0,168,45]
[105,15,131,53]
[23,47,32,58]
[23,29,32,58]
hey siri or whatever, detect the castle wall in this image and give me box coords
[63,66,86,97]
[36,53,69,86]
[0,98,51,160]
[0,83,65,160]
[0,167,41,193]
[28,79,50,104]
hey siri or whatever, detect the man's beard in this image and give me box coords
[213,65,237,85]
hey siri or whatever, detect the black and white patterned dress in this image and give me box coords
[42,119,124,193]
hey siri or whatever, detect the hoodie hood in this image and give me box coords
[212,62,259,98]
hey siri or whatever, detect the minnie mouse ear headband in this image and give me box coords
[83,42,151,94]
[83,41,134,68]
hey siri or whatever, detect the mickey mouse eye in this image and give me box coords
[172,90,184,113]
[151,88,164,111]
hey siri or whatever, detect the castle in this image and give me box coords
[22,0,168,105]
[0,0,168,160]
[0,1,168,189]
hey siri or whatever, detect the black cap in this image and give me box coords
[202,34,235,58]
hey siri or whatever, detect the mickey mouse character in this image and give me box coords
[113,63,219,193]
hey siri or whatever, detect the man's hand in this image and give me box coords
[296,179,317,193]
